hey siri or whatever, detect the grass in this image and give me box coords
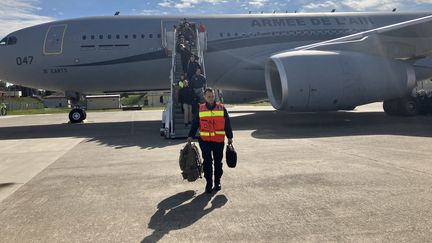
[8,108,70,115]
[121,95,145,106]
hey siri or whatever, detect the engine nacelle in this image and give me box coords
[265,50,416,111]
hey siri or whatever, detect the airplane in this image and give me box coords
[1,11,432,124]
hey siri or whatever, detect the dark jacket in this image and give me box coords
[179,87,194,105]
[182,26,195,42]
[176,42,191,56]
[187,61,202,79]
[188,102,233,139]
[190,74,206,89]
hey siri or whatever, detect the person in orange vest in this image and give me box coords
[187,87,233,193]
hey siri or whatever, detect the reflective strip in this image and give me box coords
[200,131,225,137]
[200,132,214,136]
[199,110,224,118]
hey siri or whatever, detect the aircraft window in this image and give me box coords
[0,37,7,45]
[91,35,95,40]
[149,34,153,38]
[82,35,86,40]
[219,33,223,37]
[133,34,137,39]
[7,36,17,45]
[141,34,145,38]
[157,34,161,38]
[116,34,120,39]
[108,34,112,39]
[227,33,231,37]
[99,35,103,39]
[124,34,128,39]
[234,32,238,36]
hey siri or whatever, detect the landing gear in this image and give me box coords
[66,91,87,123]
[383,97,419,116]
[69,108,87,123]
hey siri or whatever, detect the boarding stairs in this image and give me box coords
[160,23,207,138]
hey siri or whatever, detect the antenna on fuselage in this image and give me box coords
[114,11,120,16]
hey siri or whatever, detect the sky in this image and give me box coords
[1,0,432,37]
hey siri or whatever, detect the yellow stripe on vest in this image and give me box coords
[200,131,225,137]
[199,110,224,118]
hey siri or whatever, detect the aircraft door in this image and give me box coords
[44,24,67,55]
[161,20,179,53]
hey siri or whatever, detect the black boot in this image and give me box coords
[214,179,221,191]
[205,180,213,194]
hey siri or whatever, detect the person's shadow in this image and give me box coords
[141,190,228,243]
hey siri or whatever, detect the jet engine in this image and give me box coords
[265,50,416,111]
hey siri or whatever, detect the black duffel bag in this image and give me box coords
[225,144,237,168]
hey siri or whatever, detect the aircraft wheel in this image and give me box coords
[400,98,418,116]
[82,110,87,120]
[69,108,85,123]
[383,99,400,116]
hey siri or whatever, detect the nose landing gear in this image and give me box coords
[66,91,87,123]
[69,108,87,123]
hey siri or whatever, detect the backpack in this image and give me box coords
[226,144,237,168]
[179,143,203,181]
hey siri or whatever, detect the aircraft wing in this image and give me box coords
[292,14,432,61]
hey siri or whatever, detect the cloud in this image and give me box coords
[249,0,269,8]
[301,0,410,12]
[0,0,54,38]
[158,0,228,11]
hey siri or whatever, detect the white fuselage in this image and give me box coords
[0,12,431,100]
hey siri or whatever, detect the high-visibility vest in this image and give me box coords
[178,80,185,88]
[199,102,225,142]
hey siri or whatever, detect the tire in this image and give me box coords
[383,99,400,116]
[400,98,418,116]
[82,110,87,120]
[69,108,85,123]
[0,107,7,116]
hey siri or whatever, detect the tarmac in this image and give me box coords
[1,103,432,242]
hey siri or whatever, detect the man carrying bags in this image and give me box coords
[187,88,233,194]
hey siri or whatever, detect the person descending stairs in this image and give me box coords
[161,19,208,138]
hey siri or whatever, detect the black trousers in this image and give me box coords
[198,139,224,183]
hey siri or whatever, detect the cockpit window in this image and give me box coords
[7,36,17,45]
[0,37,7,45]
[0,36,17,45]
